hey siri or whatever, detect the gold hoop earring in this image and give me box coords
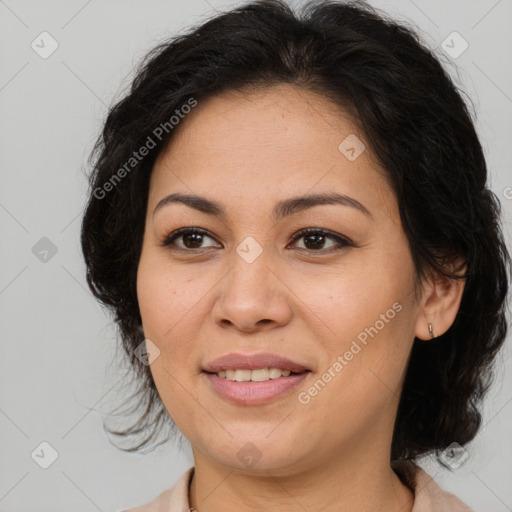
[428,323,435,339]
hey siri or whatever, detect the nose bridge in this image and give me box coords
[227,235,274,297]
[213,235,291,330]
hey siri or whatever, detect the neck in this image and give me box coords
[189,444,414,512]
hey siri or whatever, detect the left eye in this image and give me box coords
[288,228,352,252]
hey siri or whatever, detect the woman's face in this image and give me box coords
[137,83,424,474]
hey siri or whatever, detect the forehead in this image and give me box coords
[149,83,394,219]
[156,83,355,159]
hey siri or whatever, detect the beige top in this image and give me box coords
[121,460,474,512]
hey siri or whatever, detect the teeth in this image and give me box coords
[251,368,269,381]
[215,368,293,381]
[268,368,284,379]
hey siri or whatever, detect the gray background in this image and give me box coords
[1,1,511,511]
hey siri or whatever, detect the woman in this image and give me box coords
[80,1,510,510]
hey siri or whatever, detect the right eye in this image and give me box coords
[161,227,221,251]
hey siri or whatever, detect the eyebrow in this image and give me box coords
[153,191,372,220]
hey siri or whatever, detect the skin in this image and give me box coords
[136,83,465,512]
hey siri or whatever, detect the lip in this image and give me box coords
[204,372,310,405]
[202,352,310,373]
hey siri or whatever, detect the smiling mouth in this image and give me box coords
[205,368,309,382]
[203,369,311,405]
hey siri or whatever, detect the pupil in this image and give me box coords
[305,234,324,250]
[184,233,203,248]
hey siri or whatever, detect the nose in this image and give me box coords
[211,246,293,333]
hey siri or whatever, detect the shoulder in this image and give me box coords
[392,460,474,512]
[118,466,195,512]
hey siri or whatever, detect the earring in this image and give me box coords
[428,323,435,339]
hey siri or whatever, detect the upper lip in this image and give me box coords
[203,352,310,373]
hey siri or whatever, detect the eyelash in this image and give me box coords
[161,227,353,254]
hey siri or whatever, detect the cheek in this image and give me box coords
[136,253,202,432]
[301,257,411,344]
[137,248,209,339]
[136,250,213,393]
[299,254,416,403]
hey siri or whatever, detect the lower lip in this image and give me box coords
[203,372,310,405]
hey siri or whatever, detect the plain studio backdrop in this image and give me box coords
[0,1,511,511]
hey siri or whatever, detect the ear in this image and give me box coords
[414,262,466,340]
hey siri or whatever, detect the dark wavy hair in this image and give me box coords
[80,0,510,462]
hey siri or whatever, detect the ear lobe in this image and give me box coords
[414,267,466,341]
